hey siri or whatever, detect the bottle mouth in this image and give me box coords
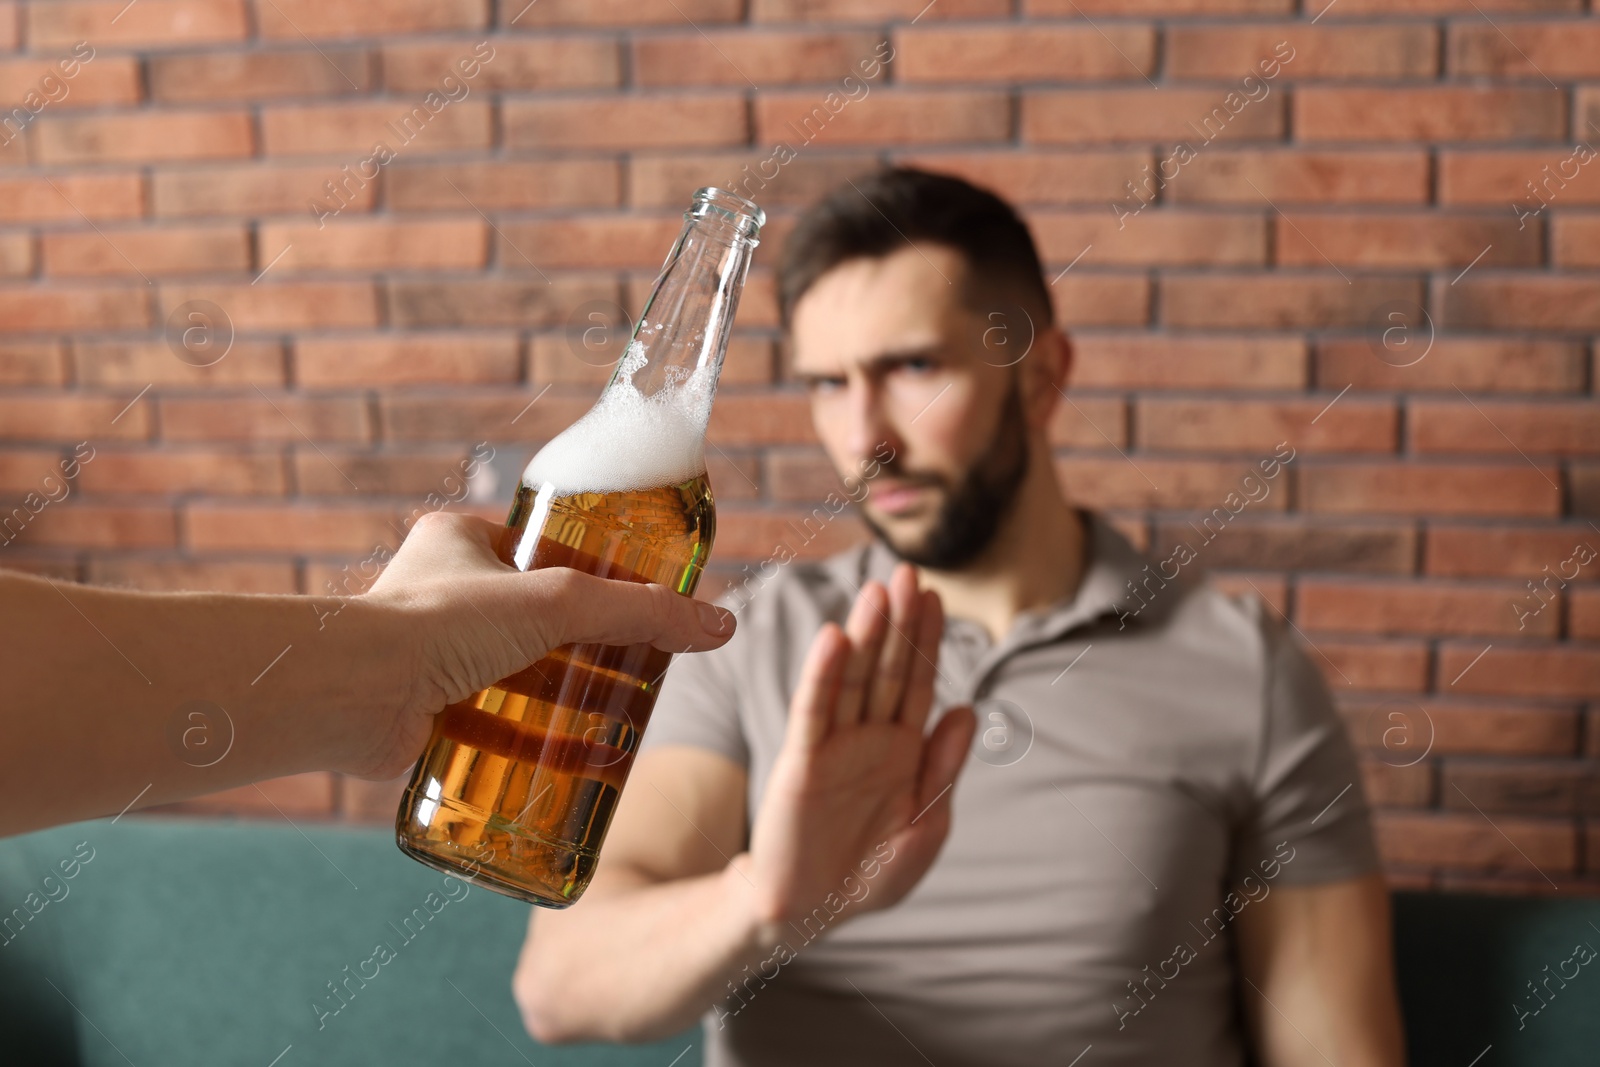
[690,187,765,240]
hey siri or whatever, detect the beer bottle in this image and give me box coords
[395,188,765,907]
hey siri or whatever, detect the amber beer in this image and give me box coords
[397,473,714,905]
[395,187,763,907]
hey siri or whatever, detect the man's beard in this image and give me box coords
[861,378,1030,571]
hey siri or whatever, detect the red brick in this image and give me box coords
[160,395,370,444]
[1300,578,1555,638]
[88,557,297,594]
[1441,759,1598,816]
[894,149,1152,206]
[77,449,287,496]
[1023,89,1285,144]
[1276,213,1539,269]
[1073,334,1305,390]
[1440,643,1599,700]
[505,95,746,151]
[291,447,492,496]
[1552,216,1600,268]
[755,89,1007,147]
[1361,758,1434,807]
[715,507,867,561]
[74,340,285,387]
[708,394,816,447]
[1169,25,1437,80]
[0,286,148,333]
[261,102,490,156]
[0,395,152,441]
[295,334,519,387]
[0,449,73,492]
[1571,588,1600,640]
[767,449,873,502]
[1153,517,1415,573]
[1136,397,1395,453]
[1438,150,1600,206]
[34,111,254,164]
[385,38,619,91]
[1375,811,1574,873]
[0,3,15,49]
[0,56,140,107]
[1295,87,1565,142]
[1450,22,1600,77]
[1315,0,1577,12]
[1034,210,1267,267]
[158,282,378,331]
[257,0,486,39]
[0,233,31,276]
[149,49,370,102]
[1314,339,1586,394]
[1045,397,1127,449]
[0,505,175,549]
[1051,274,1151,328]
[1410,400,1600,456]
[1313,638,1430,692]
[0,343,65,386]
[1425,524,1600,580]
[257,218,486,272]
[390,159,620,212]
[897,25,1154,83]
[637,30,885,87]
[184,502,406,550]
[1576,463,1599,517]
[499,0,737,24]
[635,151,878,209]
[1343,699,1578,757]
[152,164,376,218]
[1439,275,1600,332]
[43,225,249,278]
[0,174,142,223]
[387,277,617,329]
[753,0,1006,19]
[1028,0,1289,11]
[1170,150,1430,205]
[28,0,248,48]
[1304,463,1559,517]
[1162,274,1423,330]
[379,391,592,442]
[493,216,686,271]
[1052,455,1294,511]
[1210,572,1288,618]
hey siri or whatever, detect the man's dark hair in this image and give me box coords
[777,167,1053,328]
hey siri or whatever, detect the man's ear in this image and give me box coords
[1024,326,1073,431]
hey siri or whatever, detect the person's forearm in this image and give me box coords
[1,571,403,836]
[516,855,775,1043]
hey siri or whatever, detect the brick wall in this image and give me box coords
[0,0,1595,894]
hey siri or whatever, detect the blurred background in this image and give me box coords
[0,0,1594,893]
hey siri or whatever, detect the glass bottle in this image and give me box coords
[395,188,765,907]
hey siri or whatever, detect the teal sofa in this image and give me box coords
[2,819,1597,1066]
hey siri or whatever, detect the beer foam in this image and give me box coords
[522,341,714,495]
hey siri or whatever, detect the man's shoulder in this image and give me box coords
[706,538,868,633]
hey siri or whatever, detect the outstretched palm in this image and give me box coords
[746,563,976,927]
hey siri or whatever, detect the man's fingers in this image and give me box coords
[785,622,850,750]
[913,704,975,827]
[832,581,889,730]
[519,569,736,654]
[898,589,944,732]
[864,564,920,724]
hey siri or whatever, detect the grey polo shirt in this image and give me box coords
[639,510,1380,1067]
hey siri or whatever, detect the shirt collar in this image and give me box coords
[827,509,1155,648]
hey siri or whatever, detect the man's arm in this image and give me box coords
[1234,873,1407,1067]
[514,562,976,1044]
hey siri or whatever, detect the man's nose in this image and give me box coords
[845,380,901,463]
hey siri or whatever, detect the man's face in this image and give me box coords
[789,244,1043,570]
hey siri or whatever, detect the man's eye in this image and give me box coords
[807,377,845,393]
[900,357,936,374]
